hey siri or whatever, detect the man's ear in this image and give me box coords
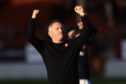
[48,31,52,38]
[48,26,52,38]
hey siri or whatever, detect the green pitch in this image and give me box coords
[0,78,126,84]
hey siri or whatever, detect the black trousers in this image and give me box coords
[78,48,90,79]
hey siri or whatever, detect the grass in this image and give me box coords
[0,79,48,84]
[0,78,126,84]
[92,77,126,84]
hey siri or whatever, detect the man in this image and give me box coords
[67,21,97,84]
[27,5,95,84]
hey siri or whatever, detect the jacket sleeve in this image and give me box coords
[27,18,45,55]
[73,15,97,49]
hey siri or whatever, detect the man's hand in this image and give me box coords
[74,6,86,16]
[32,9,40,19]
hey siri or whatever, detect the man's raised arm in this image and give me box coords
[27,9,46,52]
[27,9,39,41]
[74,6,97,48]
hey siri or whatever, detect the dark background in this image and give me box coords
[0,0,126,84]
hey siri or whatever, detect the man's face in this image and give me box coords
[48,22,63,42]
[68,21,84,39]
[68,30,76,39]
[77,21,84,30]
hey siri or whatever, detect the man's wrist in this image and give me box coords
[80,13,87,17]
[32,15,36,19]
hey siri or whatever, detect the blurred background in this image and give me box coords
[0,0,126,84]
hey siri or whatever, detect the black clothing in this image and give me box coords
[27,16,95,84]
[78,26,97,79]
[66,22,97,80]
[78,46,90,79]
